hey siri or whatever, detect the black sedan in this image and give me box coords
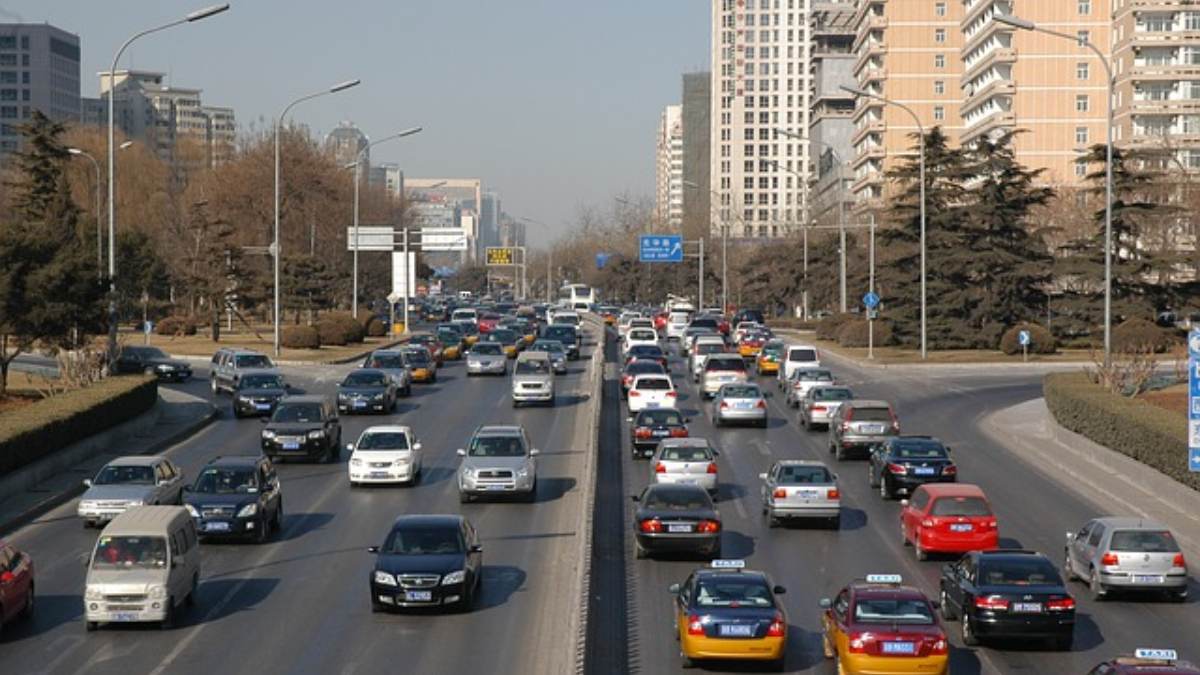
[938,549,1075,650]
[624,344,669,371]
[368,514,483,612]
[230,371,289,419]
[629,408,689,458]
[632,484,721,560]
[337,369,397,414]
[112,345,192,381]
[184,455,283,542]
[868,435,957,500]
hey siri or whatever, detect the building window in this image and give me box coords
[19,36,28,50]
[933,106,945,121]
[1077,30,1090,45]
[20,54,27,67]
[0,106,16,119]
[1078,0,1091,14]
[935,54,945,68]
[0,72,14,85]
[1076,94,1090,112]
[934,80,945,95]
[0,36,14,49]
[0,89,15,102]
[935,2,947,17]
[1075,126,1089,144]
[1074,161,1087,177]
[934,28,946,43]
[1186,12,1200,31]
[1076,62,1089,80]
[0,55,14,66]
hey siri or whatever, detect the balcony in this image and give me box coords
[961,78,1015,114]
[850,145,886,170]
[854,41,887,77]
[851,97,885,124]
[851,119,886,146]
[962,0,1003,32]
[851,171,884,197]
[962,47,1016,85]
[860,65,888,85]
[963,17,1012,56]
[854,15,888,52]
[960,111,1016,144]
[852,0,887,28]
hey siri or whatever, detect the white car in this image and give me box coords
[627,374,677,412]
[778,344,821,387]
[785,368,836,407]
[617,312,643,338]
[623,327,659,355]
[733,321,763,343]
[665,311,692,342]
[627,317,656,337]
[347,426,423,486]
[451,308,478,325]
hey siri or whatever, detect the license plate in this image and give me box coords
[719,624,754,637]
[254,403,271,410]
[646,402,660,408]
[797,489,820,500]
[668,524,693,533]
[487,485,507,491]
[735,402,753,409]
[913,467,936,476]
[370,472,390,479]
[882,642,915,654]
[652,430,669,437]
[111,612,139,622]
[353,401,366,409]
[1133,574,1165,584]
[405,591,432,602]
[1012,602,1042,613]
[204,521,230,532]
[865,424,886,434]
[950,523,974,532]
[282,442,300,450]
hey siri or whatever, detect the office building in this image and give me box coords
[326,120,368,172]
[807,1,857,228]
[681,72,712,242]
[0,23,80,157]
[656,104,684,229]
[405,178,483,263]
[368,162,405,198]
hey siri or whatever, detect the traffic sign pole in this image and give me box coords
[1189,328,1200,472]
[862,292,880,360]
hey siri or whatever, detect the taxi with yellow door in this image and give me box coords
[820,574,948,675]
[436,324,465,360]
[755,339,785,377]
[670,560,787,670]
[401,346,437,384]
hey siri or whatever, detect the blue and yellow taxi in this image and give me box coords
[821,574,948,675]
[670,560,787,670]
[1089,649,1200,675]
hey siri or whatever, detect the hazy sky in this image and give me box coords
[2,0,709,245]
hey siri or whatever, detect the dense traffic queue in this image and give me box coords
[613,300,1192,674]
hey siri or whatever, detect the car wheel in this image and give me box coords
[635,542,647,559]
[21,584,34,618]
[822,633,835,659]
[1063,551,1078,581]
[256,518,270,544]
[879,477,891,500]
[960,612,979,646]
[799,415,807,429]
[679,651,696,669]
[86,621,98,632]
[766,509,778,529]
[758,418,768,429]
[1089,568,1106,600]
[274,503,283,532]
[186,575,198,607]
[829,515,840,530]
[232,407,242,419]
[459,492,471,504]
[210,379,218,395]
[900,522,911,547]
[835,446,846,461]
[1171,590,1188,603]
[939,589,957,620]
[160,598,174,630]
[915,540,928,561]
[371,599,387,613]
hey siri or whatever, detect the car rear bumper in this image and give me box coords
[971,611,1074,638]
[886,475,955,494]
[635,532,719,554]
[654,474,718,492]
[768,503,840,519]
[680,634,785,661]
[839,653,948,674]
[918,530,998,553]
[716,409,766,423]
[1098,571,1188,590]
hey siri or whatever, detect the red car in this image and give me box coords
[653,311,669,332]
[900,483,999,560]
[0,538,34,632]
[477,312,501,334]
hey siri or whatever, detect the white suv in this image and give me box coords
[778,344,821,388]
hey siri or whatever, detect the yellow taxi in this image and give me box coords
[755,339,785,376]
[738,332,767,359]
[821,575,948,675]
[401,347,437,384]
[436,325,465,360]
[1090,649,1200,675]
[600,307,618,326]
[671,560,787,670]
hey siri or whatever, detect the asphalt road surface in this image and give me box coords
[0,333,598,675]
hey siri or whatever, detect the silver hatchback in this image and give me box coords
[466,343,508,376]
[759,460,840,528]
[712,383,768,428]
[799,386,854,431]
[651,438,719,495]
[1064,517,1188,601]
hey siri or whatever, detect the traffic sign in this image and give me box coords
[596,253,612,269]
[143,321,154,335]
[486,247,516,266]
[862,292,880,310]
[1189,328,1200,472]
[639,235,683,263]
[1018,330,1031,347]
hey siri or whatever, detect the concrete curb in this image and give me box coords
[166,337,409,368]
[0,392,218,536]
[571,319,605,674]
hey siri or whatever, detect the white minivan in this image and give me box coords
[779,344,821,387]
[84,506,200,631]
[451,308,479,325]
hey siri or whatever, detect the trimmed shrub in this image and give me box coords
[155,315,198,336]
[815,313,857,341]
[765,318,819,331]
[324,312,365,344]
[1113,318,1174,353]
[999,324,1057,355]
[364,316,387,337]
[315,320,348,346]
[1044,372,1195,491]
[282,325,321,349]
[0,375,158,475]
[836,319,894,348]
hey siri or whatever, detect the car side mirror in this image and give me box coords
[470,544,483,553]
[668,583,681,594]
[456,449,466,457]
[367,546,380,554]
[414,442,422,451]
[259,417,269,424]
[183,486,192,493]
[626,416,634,423]
[530,449,540,457]
[345,443,355,451]
[630,495,640,502]
[82,479,92,487]
[819,598,831,609]
[773,585,786,595]
[899,499,909,506]
[758,473,768,480]
[1065,532,1075,542]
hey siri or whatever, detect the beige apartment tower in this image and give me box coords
[656,104,685,230]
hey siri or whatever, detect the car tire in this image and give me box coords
[939,589,957,620]
[960,612,979,646]
[160,598,174,630]
[1171,590,1188,603]
[829,515,840,530]
[1089,569,1107,600]
[210,379,218,395]
[459,492,471,504]
[712,415,721,428]
[86,621,98,632]
[915,540,929,561]
[766,510,778,529]
[186,576,198,607]
[634,542,647,559]
[1063,551,1078,581]
[679,651,696,669]
[371,599,387,613]
[758,418,768,429]
[835,445,846,461]
[274,503,283,532]
[256,518,270,544]
[232,407,242,419]
[900,522,911,547]
[21,584,34,618]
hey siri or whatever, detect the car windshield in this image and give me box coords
[777,465,832,484]
[469,435,526,457]
[239,374,283,390]
[630,346,663,357]
[367,354,406,369]
[235,354,273,369]
[642,487,710,510]
[979,560,1062,586]
[814,388,853,401]
[516,359,550,374]
[660,446,712,461]
[534,342,564,354]
[384,526,464,555]
[854,598,935,625]
[721,385,761,398]
[92,536,168,569]
[892,442,948,460]
[636,378,672,391]
[544,328,574,341]
[697,344,725,355]
[438,330,461,342]
[490,330,518,343]
[272,403,322,423]
[404,350,431,365]
[193,468,258,494]
[694,578,774,608]
[851,407,892,422]
[706,358,746,372]
[93,465,155,485]
[630,330,656,340]
[344,372,387,387]
[930,496,991,517]
[473,344,503,356]
[788,349,817,362]
[1110,530,1180,553]
[357,432,410,451]
[637,410,683,425]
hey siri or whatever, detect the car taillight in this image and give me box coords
[1173,553,1187,568]
[975,595,1010,611]
[827,488,839,499]
[1100,552,1119,566]
[766,613,785,637]
[887,463,907,475]
[1046,597,1075,612]
[670,427,688,437]
[697,520,721,533]
[634,427,652,439]
[847,633,870,653]
[640,519,663,533]
[667,391,677,397]
[719,401,729,409]
[706,462,718,474]
[942,464,957,476]
[921,518,935,528]
[929,637,948,655]
[687,614,704,636]
[984,519,998,529]
[812,405,827,412]
[756,399,766,409]
[629,390,641,397]
[654,462,667,473]
[773,488,788,499]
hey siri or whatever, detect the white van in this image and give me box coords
[84,506,200,631]
[779,344,821,386]
[451,308,479,325]
[665,311,692,341]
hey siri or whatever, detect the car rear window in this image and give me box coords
[706,358,746,372]
[979,559,1062,586]
[788,348,817,362]
[642,487,710,510]
[892,443,948,460]
[694,578,774,608]
[636,378,672,390]
[1109,530,1180,553]
[661,446,712,461]
[851,407,892,422]
[696,344,725,355]
[236,354,273,369]
[630,329,657,340]
[813,388,853,401]
[777,465,832,484]
[853,598,935,625]
[627,362,666,376]
[638,409,683,425]
[930,496,991,517]
[721,385,760,398]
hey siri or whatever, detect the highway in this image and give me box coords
[596,331,1200,674]
[0,330,598,675]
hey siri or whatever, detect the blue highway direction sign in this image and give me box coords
[639,235,684,263]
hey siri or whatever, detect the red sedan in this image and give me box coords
[900,483,999,560]
[0,538,34,633]
[477,312,501,334]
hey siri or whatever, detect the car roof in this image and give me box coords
[230,348,267,356]
[106,456,162,467]
[238,368,281,378]
[849,582,929,601]
[774,459,828,468]
[787,343,817,350]
[347,368,388,377]
[390,514,464,530]
[370,349,406,357]
[360,425,413,435]
[659,438,711,448]
[279,395,327,404]
[918,483,987,498]
[205,455,263,468]
[694,568,770,584]
[1090,516,1172,531]
[105,505,191,536]
[845,399,892,408]
[475,425,524,436]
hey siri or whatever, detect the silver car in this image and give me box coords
[799,386,855,431]
[689,340,727,383]
[362,350,413,395]
[651,438,719,494]
[784,368,836,407]
[466,342,508,376]
[456,426,539,502]
[701,354,749,398]
[759,460,840,528]
[712,382,768,428]
[211,348,276,395]
[78,456,186,527]
[511,352,555,407]
[1064,517,1188,601]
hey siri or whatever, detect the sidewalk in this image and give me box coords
[0,387,216,535]
[981,398,1200,564]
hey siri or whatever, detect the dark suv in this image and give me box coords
[184,455,283,543]
[261,395,342,463]
[828,399,899,461]
[868,435,957,500]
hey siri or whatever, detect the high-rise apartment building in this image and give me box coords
[807,1,857,227]
[655,104,684,229]
[0,23,80,157]
[681,72,712,242]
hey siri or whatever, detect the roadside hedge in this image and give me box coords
[836,319,894,347]
[1113,318,1175,353]
[364,316,387,337]
[1043,372,1195,491]
[282,325,321,349]
[815,313,857,341]
[156,315,198,336]
[0,375,158,475]
[999,324,1056,355]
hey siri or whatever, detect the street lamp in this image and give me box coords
[994,13,1114,368]
[350,126,422,318]
[681,179,727,312]
[518,217,552,303]
[106,3,230,358]
[272,78,362,356]
[67,148,102,278]
[841,84,927,359]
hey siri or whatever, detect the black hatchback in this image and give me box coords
[368,515,483,612]
[629,408,689,458]
[868,436,957,500]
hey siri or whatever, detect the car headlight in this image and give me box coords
[85,587,104,600]
[350,458,363,467]
[307,430,324,439]
[516,467,530,478]
[461,466,476,478]
[337,393,349,401]
[147,585,167,599]
[236,395,252,403]
[372,392,384,401]
[262,430,276,439]
[373,570,397,586]
[184,504,199,518]
[236,503,258,518]
[442,570,466,586]
[127,500,144,507]
[79,500,97,510]
[156,364,172,371]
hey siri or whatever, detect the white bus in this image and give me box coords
[558,284,596,311]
